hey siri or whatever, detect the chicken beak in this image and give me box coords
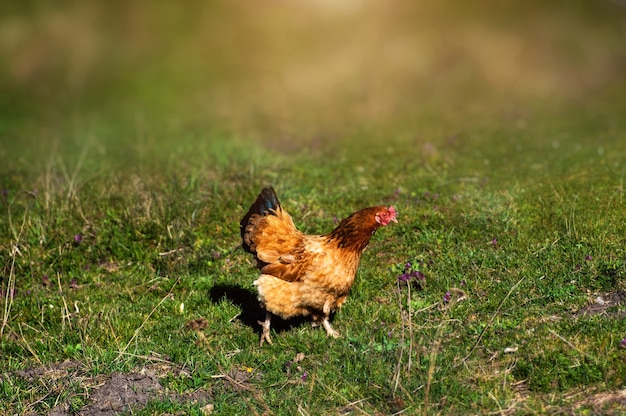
[388,206,398,223]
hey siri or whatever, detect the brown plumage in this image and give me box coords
[240,187,397,345]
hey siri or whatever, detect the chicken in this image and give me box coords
[240,187,397,345]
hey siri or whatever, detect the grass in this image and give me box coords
[1,2,626,415]
[2,106,624,415]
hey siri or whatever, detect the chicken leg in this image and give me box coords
[258,310,273,346]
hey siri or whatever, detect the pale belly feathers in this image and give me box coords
[253,239,360,320]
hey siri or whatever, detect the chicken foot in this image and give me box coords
[258,310,273,346]
[321,299,340,338]
[322,317,340,338]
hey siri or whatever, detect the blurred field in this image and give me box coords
[1,1,624,138]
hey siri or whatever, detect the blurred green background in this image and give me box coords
[1,1,624,161]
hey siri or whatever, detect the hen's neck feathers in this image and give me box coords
[325,206,384,253]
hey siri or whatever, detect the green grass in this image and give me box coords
[2,2,626,415]
[2,106,624,415]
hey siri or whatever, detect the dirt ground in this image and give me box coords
[574,290,626,318]
[15,360,213,416]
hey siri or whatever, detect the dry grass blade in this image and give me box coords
[393,279,416,396]
[215,365,272,416]
[115,277,180,361]
[17,323,43,365]
[1,200,29,339]
[56,272,73,331]
[316,376,371,416]
[423,325,444,416]
[460,276,525,365]
[548,329,598,364]
[392,282,406,395]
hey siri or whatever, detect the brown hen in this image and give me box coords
[240,187,396,345]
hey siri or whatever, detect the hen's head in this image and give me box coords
[328,205,397,252]
[375,206,397,226]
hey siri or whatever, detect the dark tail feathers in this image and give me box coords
[240,187,281,253]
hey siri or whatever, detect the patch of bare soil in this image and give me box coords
[574,390,626,414]
[509,382,626,416]
[574,290,626,318]
[15,360,211,416]
[16,360,83,381]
